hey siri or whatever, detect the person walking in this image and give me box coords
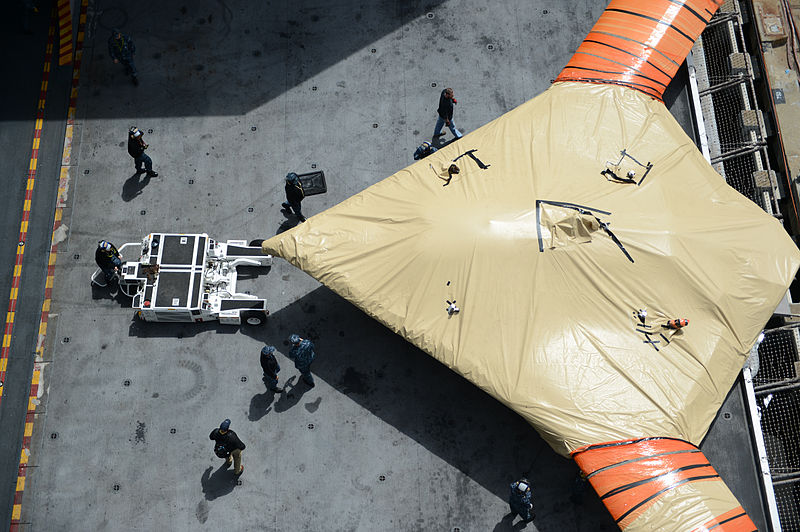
[94,240,123,288]
[413,141,438,160]
[108,28,139,85]
[432,87,463,141]
[260,345,284,393]
[209,419,246,476]
[508,477,535,525]
[128,127,158,177]
[281,172,306,222]
[287,334,316,387]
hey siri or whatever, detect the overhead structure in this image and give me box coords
[262,0,800,529]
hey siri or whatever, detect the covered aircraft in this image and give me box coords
[262,0,800,529]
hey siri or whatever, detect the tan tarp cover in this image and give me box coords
[263,81,800,457]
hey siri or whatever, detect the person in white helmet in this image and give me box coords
[94,240,122,285]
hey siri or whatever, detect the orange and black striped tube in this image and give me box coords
[572,437,756,531]
[555,0,724,100]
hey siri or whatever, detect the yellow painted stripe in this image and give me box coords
[21,220,29,233]
[15,476,24,492]
[3,336,12,349]
[45,277,53,289]
[31,371,40,386]
[49,254,57,266]
[24,199,31,211]
[12,504,21,520]
[19,449,28,465]
[0,358,6,372]
[14,265,22,277]
[32,137,40,150]
[44,62,50,73]
[35,118,43,130]
[29,159,37,171]
[6,312,14,324]
[10,287,19,300]
[24,422,33,437]
[39,322,47,336]
[54,209,63,222]
[28,397,36,410]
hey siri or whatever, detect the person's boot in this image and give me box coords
[146,170,158,177]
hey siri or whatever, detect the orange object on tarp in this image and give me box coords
[555,0,724,100]
[573,438,757,530]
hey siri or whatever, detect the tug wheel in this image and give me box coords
[242,311,266,326]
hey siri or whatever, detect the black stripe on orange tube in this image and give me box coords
[615,472,721,524]
[555,0,725,100]
[606,8,695,42]
[600,462,716,500]
[582,39,672,79]
[571,50,669,88]
[571,437,755,530]
[666,0,714,24]
[555,69,664,100]
[692,506,756,532]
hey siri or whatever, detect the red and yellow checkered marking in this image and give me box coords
[9,1,87,529]
[57,0,72,66]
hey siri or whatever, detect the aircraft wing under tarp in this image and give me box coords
[263,0,800,528]
[263,80,800,455]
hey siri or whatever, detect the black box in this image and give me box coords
[297,171,327,196]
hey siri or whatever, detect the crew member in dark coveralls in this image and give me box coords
[508,478,535,525]
[108,28,139,85]
[209,419,246,476]
[95,240,122,285]
[128,127,158,177]
[282,172,306,222]
[260,345,284,393]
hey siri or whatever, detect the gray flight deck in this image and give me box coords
[3,1,767,530]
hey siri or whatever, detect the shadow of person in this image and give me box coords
[492,513,515,532]
[121,171,151,202]
[273,376,310,412]
[432,136,461,149]
[200,464,237,501]
[492,514,533,531]
[276,215,300,235]
[248,389,275,421]
[90,279,133,304]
